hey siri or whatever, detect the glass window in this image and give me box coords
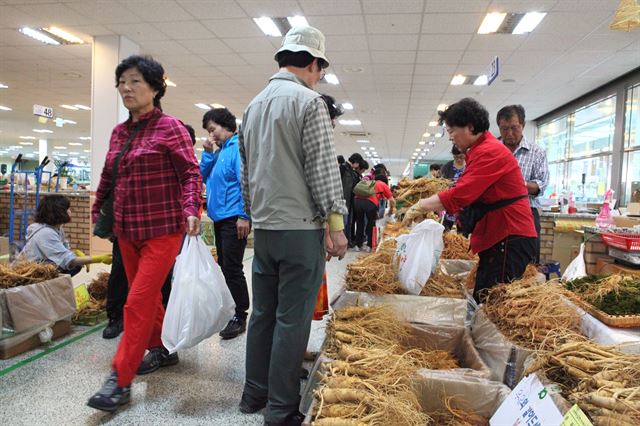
[536,117,568,162]
[626,83,640,148]
[623,151,640,205]
[570,96,616,158]
[544,162,565,197]
[567,156,612,203]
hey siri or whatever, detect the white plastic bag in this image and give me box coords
[161,236,235,353]
[561,242,587,282]
[395,219,445,295]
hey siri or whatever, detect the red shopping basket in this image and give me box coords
[600,232,640,252]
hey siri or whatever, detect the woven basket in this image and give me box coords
[567,292,640,328]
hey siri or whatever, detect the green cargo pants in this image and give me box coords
[243,229,325,423]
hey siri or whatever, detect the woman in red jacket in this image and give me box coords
[410,98,536,302]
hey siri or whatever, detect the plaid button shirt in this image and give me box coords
[92,108,202,241]
[510,136,549,209]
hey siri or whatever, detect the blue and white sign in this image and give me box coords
[488,56,500,86]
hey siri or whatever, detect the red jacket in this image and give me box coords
[439,131,536,253]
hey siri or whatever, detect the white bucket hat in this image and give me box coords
[274,26,329,67]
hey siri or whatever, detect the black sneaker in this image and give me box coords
[102,319,123,339]
[238,392,267,414]
[219,316,246,340]
[87,371,130,412]
[136,347,179,375]
[264,411,305,426]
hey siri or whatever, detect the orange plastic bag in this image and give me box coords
[313,272,329,320]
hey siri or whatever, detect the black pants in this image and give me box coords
[532,208,541,264]
[474,235,537,303]
[106,238,174,321]
[354,198,378,248]
[214,216,250,320]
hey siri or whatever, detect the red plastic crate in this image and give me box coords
[601,232,640,252]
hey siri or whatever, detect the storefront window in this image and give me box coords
[544,162,565,197]
[536,117,568,162]
[623,151,640,204]
[570,96,616,157]
[567,156,611,203]
[626,83,640,148]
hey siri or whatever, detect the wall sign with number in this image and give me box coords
[33,104,54,119]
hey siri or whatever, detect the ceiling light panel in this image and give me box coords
[287,16,309,28]
[74,104,91,110]
[342,103,354,110]
[512,12,547,34]
[0,105,12,111]
[42,26,84,44]
[195,103,210,110]
[253,17,282,37]
[60,104,79,110]
[19,27,60,45]
[339,119,361,126]
[477,12,507,34]
[450,74,467,85]
[324,73,340,85]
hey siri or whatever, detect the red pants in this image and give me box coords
[113,232,183,386]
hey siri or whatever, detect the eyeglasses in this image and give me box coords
[499,124,523,133]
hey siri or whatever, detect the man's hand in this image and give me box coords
[325,228,348,261]
[203,135,215,153]
[186,216,200,236]
[237,218,251,239]
[526,181,540,196]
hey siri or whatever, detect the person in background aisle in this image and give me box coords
[407,98,537,303]
[103,123,198,340]
[429,163,442,178]
[440,145,466,230]
[200,107,251,340]
[363,162,389,181]
[88,55,202,412]
[337,155,346,177]
[238,26,348,426]
[320,93,344,128]
[353,174,395,252]
[343,154,367,246]
[497,105,549,264]
[21,194,112,276]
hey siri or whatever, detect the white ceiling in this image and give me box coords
[0,0,638,175]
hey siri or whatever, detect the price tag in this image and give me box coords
[561,404,593,426]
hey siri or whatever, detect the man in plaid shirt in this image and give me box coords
[498,105,549,263]
[238,26,347,426]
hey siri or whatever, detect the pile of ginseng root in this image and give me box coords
[441,232,477,261]
[74,272,109,318]
[482,275,585,351]
[344,239,401,295]
[313,305,486,426]
[395,177,451,207]
[526,340,640,426]
[0,260,59,288]
[421,270,466,299]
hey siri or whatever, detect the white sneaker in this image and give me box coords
[362,246,372,253]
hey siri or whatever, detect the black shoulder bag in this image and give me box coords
[93,121,146,238]
[457,195,527,237]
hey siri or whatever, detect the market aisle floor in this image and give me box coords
[0,248,360,426]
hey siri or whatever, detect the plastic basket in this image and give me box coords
[601,232,640,252]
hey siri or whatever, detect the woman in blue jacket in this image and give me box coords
[200,107,251,339]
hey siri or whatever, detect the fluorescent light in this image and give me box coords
[437,104,448,111]
[338,119,361,126]
[20,136,36,140]
[0,105,12,111]
[69,151,80,155]
[25,153,35,158]
[78,136,91,140]
[42,26,84,44]
[450,74,467,85]
[195,103,210,110]
[62,119,76,124]
[57,153,68,157]
[73,104,91,110]
[236,119,242,125]
[53,146,67,150]
[419,141,426,145]
[68,142,83,146]
[253,17,282,37]
[0,83,8,89]
[84,150,91,153]
[435,132,443,138]
[165,78,177,87]
[19,27,60,45]
[356,139,369,144]
[287,16,309,28]
[324,73,340,85]
[33,129,53,133]
[210,103,225,109]
[474,75,488,86]
[422,132,431,138]
[361,147,368,150]
[477,12,507,34]
[342,103,354,110]
[19,142,33,146]
[60,104,79,110]
[428,121,438,127]
[512,12,547,34]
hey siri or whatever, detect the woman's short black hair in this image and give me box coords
[115,55,167,109]
[337,155,345,164]
[348,153,364,164]
[183,124,196,146]
[429,164,441,171]
[320,94,344,120]
[35,194,71,226]
[276,50,328,69]
[201,108,237,133]
[374,174,389,185]
[438,98,490,135]
[359,159,369,171]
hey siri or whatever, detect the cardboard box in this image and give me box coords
[613,215,640,228]
[0,319,71,360]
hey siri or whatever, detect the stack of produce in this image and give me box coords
[395,177,451,208]
[313,305,485,425]
[344,240,401,295]
[75,272,109,318]
[526,340,640,425]
[441,232,477,260]
[0,261,59,288]
[382,222,410,238]
[565,274,640,317]
[482,276,584,351]
[421,270,466,299]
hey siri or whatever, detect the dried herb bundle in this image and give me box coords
[0,261,59,288]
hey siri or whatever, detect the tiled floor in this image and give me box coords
[0,248,359,425]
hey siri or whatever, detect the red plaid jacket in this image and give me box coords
[92,108,202,241]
